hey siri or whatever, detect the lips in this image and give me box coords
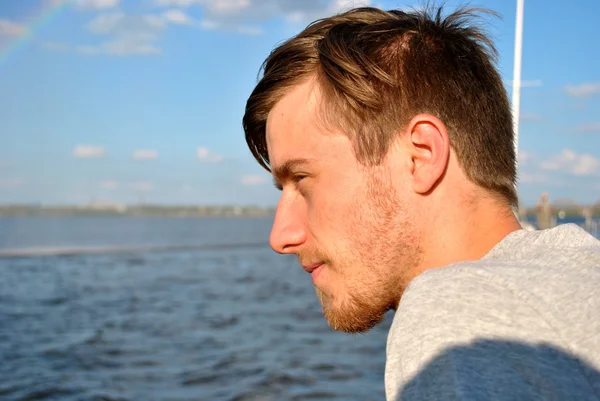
[301,262,323,273]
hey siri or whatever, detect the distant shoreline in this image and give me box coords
[0,204,276,218]
[0,203,598,218]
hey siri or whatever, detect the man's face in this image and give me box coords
[265,79,422,333]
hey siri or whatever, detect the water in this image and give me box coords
[0,217,391,401]
[524,216,600,239]
[2,216,598,401]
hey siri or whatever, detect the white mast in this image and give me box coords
[512,0,525,173]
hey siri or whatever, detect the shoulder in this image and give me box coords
[387,264,558,357]
[484,224,600,268]
[384,265,600,401]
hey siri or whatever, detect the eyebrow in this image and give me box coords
[271,158,313,190]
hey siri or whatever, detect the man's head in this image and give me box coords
[242,5,517,333]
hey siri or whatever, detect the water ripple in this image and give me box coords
[0,217,390,400]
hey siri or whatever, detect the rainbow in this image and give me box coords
[0,0,72,70]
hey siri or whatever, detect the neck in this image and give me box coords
[415,192,522,277]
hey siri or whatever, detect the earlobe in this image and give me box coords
[408,114,450,194]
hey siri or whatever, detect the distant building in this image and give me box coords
[536,192,553,229]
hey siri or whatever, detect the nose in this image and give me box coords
[269,193,307,254]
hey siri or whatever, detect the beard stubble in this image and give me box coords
[315,171,422,333]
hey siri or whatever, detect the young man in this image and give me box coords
[242,5,600,400]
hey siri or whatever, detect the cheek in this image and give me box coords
[310,186,373,267]
[308,181,359,244]
[311,170,360,215]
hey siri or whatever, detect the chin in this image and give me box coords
[317,288,388,333]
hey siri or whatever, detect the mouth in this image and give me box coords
[302,262,324,273]
[302,262,325,284]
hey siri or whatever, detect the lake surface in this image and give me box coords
[1,216,598,401]
[0,216,391,401]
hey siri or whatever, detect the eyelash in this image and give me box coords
[292,174,307,184]
[275,174,307,191]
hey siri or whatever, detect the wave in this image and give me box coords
[0,242,269,258]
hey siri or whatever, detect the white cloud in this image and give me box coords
[197,147,223,162]
[132,181,153,191]
[86,12,125,34]
[540,149,600,176]
[45,9,189,56]
[101,180,119,189]
[86,13,166,35]
[196,147,209,158]
[154,0,371,33]
[520,112,542,122]
[572,155,600,175]
[518,151,533,165]
[573,122,600,134]
[163,8,260,33]
[540,149,575,171]
[48,0,272,57]
[284,0,372,24]
[241,174,267,185]
[0,19,27,36]
[278,0,373,24]
[170,0,252,17]
[565,83,600,98]
[211,0,251,14]
[163,9,193,24]
[332,0,373,11]
[74,0,120,10]
[159,2,262,34]
[518,173,548,184]
[78,42,161,56]
[155,0,248,11]
[198,19,219,29]
[155,0,199,6]
[234,24,263,35]
[79,13,166,56]
[133,149,159,160]
[504,79,543,88]
[182,184,194,192]
[73,145,106,158]
[198,19,262,34]
[0,178,25,188]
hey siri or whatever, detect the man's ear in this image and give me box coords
[406,114,450,194]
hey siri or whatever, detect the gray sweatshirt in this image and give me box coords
[385,223,600,401]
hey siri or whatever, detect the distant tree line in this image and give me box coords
[0,204,276,217]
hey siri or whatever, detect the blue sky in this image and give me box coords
[0,0,598,207]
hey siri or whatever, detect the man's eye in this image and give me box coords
[274,175,309,191]
[292,174,307,183]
